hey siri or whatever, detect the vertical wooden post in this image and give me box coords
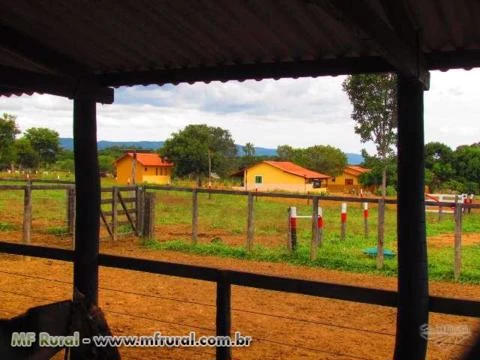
[310,197,319,260]
[454,197,463,281]
[287,207,297,252]
[142,192,156,240]
[216,272,232,360]
[136,186,144,236]
[363,202,369,238]
[112,187,118,241]
[246,193,254,251]
[22,181,32,246]
[377,199,385,269]
[438,204,443,222]
[318,207,324,247]
[73,91,100,306]
[67,187,75,234]
[393,75,428,360]
[192,189,199,245]
[340,203,347,241]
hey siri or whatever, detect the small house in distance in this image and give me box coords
[233,161,331,193]
[328,165,371,193]
[114,152,173,185]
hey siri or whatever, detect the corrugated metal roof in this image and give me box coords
[1,0,480,97]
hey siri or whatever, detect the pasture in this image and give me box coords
[0,182,479,359]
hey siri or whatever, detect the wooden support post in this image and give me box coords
[112,187,118,241]
[340,203,347,241]
[136,186,144,236]
[310,197,319,260]
[216,272,232,360]
[22,181,32,247]
[454,198,463,281]
[438,204,443,222]
[287,207,297,252]
[142,192,156,240]
[73,91,100,306]
[363,202,369,238]
[377,199,385,269]
[192,189,199,245]
[246,192,254,251]
[394,75,428,360]
[66,187,75,234]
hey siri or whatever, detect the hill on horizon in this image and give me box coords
[59,138,363,164]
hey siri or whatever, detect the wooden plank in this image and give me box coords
[246,193,254,251]
[118,192,137,235]
[22,183,32,247]
[310,197,319,260]
[100,210,113,239]
[102,209,136,217]
[216,273,232,360]
[142,193,156,240]
[0,241,479,317]
[112,187,118,241]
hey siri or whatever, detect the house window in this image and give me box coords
[255,175,263,184]
[332,177,336,183]
[144,167,148,172]
[345,179,354,185]
[313,179,321,188]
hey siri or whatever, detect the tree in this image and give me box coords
[14,138,39,170]
[24,128,60,167]
[0,113,20,168]
[242,142,256,167]
[452,144,480,194]
[343,74,397,197]
[161,124,237,185]
[276,144,346,176]
[424,142,454,192]
[359,149,397,191]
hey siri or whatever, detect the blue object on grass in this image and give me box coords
[363,247,395,259]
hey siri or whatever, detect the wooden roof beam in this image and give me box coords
[316,0,430,90]
[0,23,92,77]
[0,67,113,104]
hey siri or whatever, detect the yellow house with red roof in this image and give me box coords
[114,152,174,185]
[327,165,371,193]
[237,161,331,193]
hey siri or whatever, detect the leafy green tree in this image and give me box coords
[276,144,346,176]
[359,149,397,189]
[98,155,115,173]
[452,144,480,194]
[24,127,60,167]
[242,142,256,167]
[161,124,237,185]
[343,74,397,197]
[14,138,39,170]
[0,113,20,168]
[424,142,454,192]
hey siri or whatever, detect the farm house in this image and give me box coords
[328,165,371,193]
[114,152,173,185]
[235,161,330,193]
[1,1,480,360]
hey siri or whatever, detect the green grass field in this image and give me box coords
[0,180,479,283]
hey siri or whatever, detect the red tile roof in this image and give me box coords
[263,161,331,179]
[115,152,173,167]
[344,165,371,175]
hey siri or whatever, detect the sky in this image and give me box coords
[1,69,479,155]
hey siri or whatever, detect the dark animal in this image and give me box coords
[0,290,120,359]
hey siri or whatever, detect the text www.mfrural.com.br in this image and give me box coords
[11,331,252,348]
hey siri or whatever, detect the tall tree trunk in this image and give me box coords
[382,166,387,198]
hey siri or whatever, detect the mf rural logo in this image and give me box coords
[419,323,471,352]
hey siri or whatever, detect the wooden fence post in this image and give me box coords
[287,207,297,252]
[67,187,75,234]
[22,181,32,253]
[454,197,463,281]
[192,189,199,245]
[216,272,232,360]
[310,197,319,260]
[142,192,156,240]
[136,186,145,236]
[377,198,385,269]
[246,192,254,251]
[363,202,369,238]
[112,187,118,241]
[340,203,347,241]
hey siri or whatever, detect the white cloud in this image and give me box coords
[1,69,479,154]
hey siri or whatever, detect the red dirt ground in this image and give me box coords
[0,235,479,360]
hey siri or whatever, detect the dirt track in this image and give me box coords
[0,237,479,360]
